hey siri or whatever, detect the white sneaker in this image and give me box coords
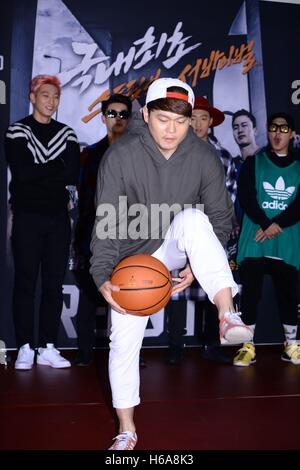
[220,312,254,345]
[37,344,71,368]
[15,343,35,370]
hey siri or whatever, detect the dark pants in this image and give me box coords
[166,298,221,347]
[198,299,220,345]
[75,261,106,355]
[165,300,187,347]
[239,257,298,326]
[11,211,71,348]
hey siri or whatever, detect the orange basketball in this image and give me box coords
[111,254,172,316]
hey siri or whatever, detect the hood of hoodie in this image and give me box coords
[123,121,208,167]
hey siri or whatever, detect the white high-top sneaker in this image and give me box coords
[15,343,35,370]
[37,343,71,368]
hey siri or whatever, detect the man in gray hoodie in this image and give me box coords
[90,77,253,450]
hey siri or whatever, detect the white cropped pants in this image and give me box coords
[109,208,238,408]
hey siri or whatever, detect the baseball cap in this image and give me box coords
[146,78,194,107]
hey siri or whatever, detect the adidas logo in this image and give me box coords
[263,176,295,201]
[262,176,295,210]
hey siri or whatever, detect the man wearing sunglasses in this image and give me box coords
[234,112,300,368]
[74,94,132,366]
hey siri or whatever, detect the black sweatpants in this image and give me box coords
[11,210,71,348]
[239,257,298,327]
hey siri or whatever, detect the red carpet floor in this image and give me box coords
[1,346,300,451]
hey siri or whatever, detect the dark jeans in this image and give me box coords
[239,257,298,326]
[11,211,71,348]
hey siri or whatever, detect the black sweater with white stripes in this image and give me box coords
[5,115,80,213]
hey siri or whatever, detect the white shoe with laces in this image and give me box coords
[220,311,254,345]
[15,343,35,370]
[108,431,137,450]
[37,343,71,368]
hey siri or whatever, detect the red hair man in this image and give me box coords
[5,75,80,370]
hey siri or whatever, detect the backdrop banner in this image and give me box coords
[2,0,300,348]
[0,4,13,348]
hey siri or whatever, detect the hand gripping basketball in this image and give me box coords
[111,254,173,316]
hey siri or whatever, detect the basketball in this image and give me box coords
[111,254,173,316]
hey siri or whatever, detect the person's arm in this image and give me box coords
[199,145,233,247]
[74,148,96,257]
[61,129,80,185]
[89,146,125,290]
[77,147,89,199]
[237,156,271,229]
[209,139,237,203]
[224,152,238,203]
[5,134,65,182]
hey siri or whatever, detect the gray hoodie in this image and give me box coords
[90,124,233,288]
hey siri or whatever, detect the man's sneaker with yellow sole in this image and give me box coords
[281,343,300,365]
[233,342,256,367]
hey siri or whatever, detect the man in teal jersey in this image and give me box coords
[234,112,300,367]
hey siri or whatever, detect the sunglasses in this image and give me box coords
[105,109,130,120]
[268,123,290,133]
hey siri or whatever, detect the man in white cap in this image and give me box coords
[90,77,253,450]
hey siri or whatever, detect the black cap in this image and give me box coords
[268,112,295,131]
